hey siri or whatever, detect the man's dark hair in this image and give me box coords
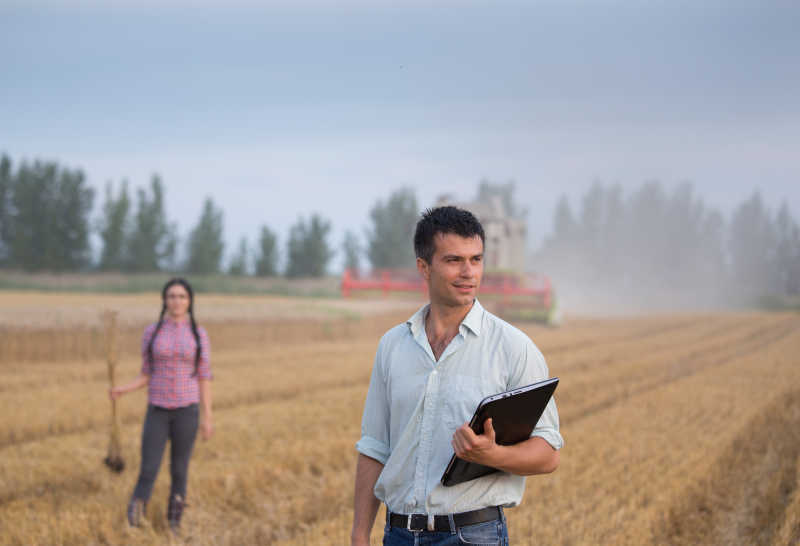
[414,206,485,264]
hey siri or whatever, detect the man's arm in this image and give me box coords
[351,453,384,546]
[451,418,560,476]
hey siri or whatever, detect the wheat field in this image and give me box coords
[0,291,799,545]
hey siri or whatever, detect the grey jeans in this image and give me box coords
[132,403,199,502]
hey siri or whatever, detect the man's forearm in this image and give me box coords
[351,453,383,545]
[484,436,559,476]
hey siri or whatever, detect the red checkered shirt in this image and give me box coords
[141,318,212,408]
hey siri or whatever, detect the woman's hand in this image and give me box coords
[108,374,149,401]
[198,379,213,440]
[200,415,214,441]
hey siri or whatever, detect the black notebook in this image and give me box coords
[440,377,559,487]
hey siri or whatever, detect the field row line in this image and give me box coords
[562,316,799,426]
[542,315,710,356]
[3,318,796,511]
[1,315,791,453]
[652,387,800,545]
[550,314,756,375]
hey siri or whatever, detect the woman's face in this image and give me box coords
[165,284,191,319]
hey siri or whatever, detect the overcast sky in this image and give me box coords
[3,1,799,269]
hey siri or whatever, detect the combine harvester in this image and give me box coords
[341,269,558,325]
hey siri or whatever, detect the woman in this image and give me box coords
[110,277,213,532]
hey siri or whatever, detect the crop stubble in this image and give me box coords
[0,294,797,545]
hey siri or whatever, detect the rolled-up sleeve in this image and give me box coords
[355,341,391,464]
[510,339,564,451]
[196,326,213,380]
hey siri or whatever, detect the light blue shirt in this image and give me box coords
[356,299,563,515]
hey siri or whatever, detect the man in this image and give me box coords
[351,206,563,545]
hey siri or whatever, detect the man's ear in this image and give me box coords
[416,257,430,281]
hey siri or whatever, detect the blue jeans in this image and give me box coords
[382,508,510,545]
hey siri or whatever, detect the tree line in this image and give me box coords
[0,156,94,271]
[535,181,800,308]
[0,154,420,277]
[1,154,798,307]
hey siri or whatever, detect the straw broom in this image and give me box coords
[103,310,125,472]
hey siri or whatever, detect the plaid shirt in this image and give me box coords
[141,318,212,409]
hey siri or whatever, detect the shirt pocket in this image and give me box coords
[442,374,492,435]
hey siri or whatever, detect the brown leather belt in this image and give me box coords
[388,506,501,532]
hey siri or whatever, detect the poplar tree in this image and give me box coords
[228,237,249,276]
[0,155,12,264]
[9,159,94,271]
[285,213,333,277]
[255,225,279,276]
[186,197,225,274]
[342,230,361,273]
[97,181,131,271]
[366,187,418,269]
[127,175,172,271]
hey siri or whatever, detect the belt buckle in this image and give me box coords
[405,514,431,532]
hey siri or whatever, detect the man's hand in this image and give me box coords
[452,419,561,476]
[452,418,501,466]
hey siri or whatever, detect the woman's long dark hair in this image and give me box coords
[147,277,203,376]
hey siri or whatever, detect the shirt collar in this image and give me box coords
[163,316,189,326]
[406,299,484,338]
[460,299,484,336]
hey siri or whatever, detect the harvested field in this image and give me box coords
[0,292,798,545]
[0,291,423,328]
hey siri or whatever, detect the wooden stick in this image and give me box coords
[103,310,125,472]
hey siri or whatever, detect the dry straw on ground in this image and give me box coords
[0,292,798,545]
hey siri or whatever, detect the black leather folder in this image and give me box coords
[440,377,559,487]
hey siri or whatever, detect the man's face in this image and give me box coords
[417,233,484,308]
